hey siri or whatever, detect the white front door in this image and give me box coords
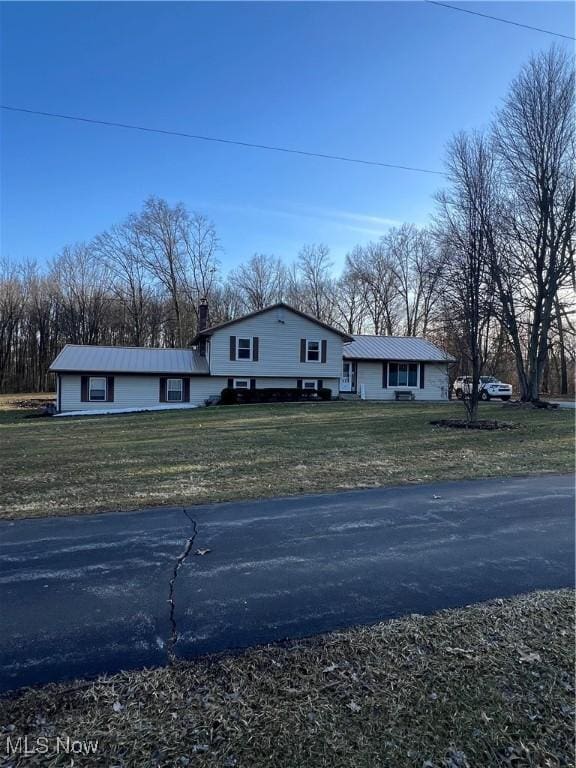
[340,361,352,392]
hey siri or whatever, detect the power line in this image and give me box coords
[426,0,575,41]
[0,104,445,176]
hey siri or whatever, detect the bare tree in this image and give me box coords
[229,253,287,311]
[181,212,221,310]
[51,244,111,346]
[386,225,444,336]
[133,197,188,346]
[0,259,26,391]
[293,244,336,322]
[436,132,497,422]
[346,242,399,334]
[209,282,245,324]
[94,221,154,346]
[334,267,367,334]
[491,47,575,401]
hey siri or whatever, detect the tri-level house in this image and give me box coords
[49,301,452,413]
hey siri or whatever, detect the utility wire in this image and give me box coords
[0,104,445,176]
[426,0,575,41]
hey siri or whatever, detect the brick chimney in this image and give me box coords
[197,298,209,357]
[198,297,210,332]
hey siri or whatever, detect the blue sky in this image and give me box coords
[1,1,573,272]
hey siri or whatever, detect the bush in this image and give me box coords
[220,388,237,405]
[220,387,332,405]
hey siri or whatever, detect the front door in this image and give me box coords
[340,361,353,392]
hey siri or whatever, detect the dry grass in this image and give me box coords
[0,395,573,519]
[0,590,573,767]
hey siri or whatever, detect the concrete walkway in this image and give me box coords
[0,474,573,693]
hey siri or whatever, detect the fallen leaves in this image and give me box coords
[0,590,573,768]
[517,649,542,664]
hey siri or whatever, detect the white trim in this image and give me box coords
[233,378,250,389]
[167,377,183,402]
[306,340,320,362]
[388,361,419,389]
[302,379,317,390]
[236,336,253,361]
[88,376,107,401]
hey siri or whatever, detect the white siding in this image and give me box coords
[59,374,341,412]
[208,307,344,378]
[355,362,449,401]
[249,377,339,394]
[59,375,224,412]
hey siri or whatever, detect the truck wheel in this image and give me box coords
[501,396,510,401]
[455,389,463,400]
[480,390,490,401]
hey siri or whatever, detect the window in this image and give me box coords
[233,379,250,389]
[389,362,418,388]
[302,380,317,390]
[237,337,253,360]
[167,378,183,402]
[89,377,107,401]
[306,340,320,362]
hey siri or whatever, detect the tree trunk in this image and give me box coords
[555,298,568,395]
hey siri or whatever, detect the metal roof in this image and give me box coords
[343,335,454,362]
[49,345,210,374]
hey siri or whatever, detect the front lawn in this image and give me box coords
[1,590,573,767]
[0,397,573,519]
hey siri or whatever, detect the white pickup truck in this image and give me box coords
[452,375,513,401]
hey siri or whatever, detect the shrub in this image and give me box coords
[220,387,332,405]
[220,388,237,405]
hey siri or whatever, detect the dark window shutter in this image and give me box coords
[300,339,306,362]
[297,379,303,389]
[183,378,190,402]
[81,376,89,402]
[159,377,167,402]
[250,378,256,390]
[317,379,323,389]
[420,364,425,389]
[107,376,115,402]
[382,362,388,388]
[321,340,327,363]
[230,335,236,361]
[252,337,259,361]
[227,378,234,389]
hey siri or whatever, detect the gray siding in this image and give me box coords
[208,307,344,378]
[356,362,449,401]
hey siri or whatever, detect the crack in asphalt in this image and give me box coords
[167,509,198,663]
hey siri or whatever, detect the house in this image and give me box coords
[49,301,453,412]
[50,302,352,412]
[342,336,452,401]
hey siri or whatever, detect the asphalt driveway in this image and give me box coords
[0,474,574,693]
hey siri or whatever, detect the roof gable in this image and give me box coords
[193,302,353,342]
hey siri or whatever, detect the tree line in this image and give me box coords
[0,47,573,401]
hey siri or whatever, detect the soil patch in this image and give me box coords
[8,398,55,410]
[430,418,516,430]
